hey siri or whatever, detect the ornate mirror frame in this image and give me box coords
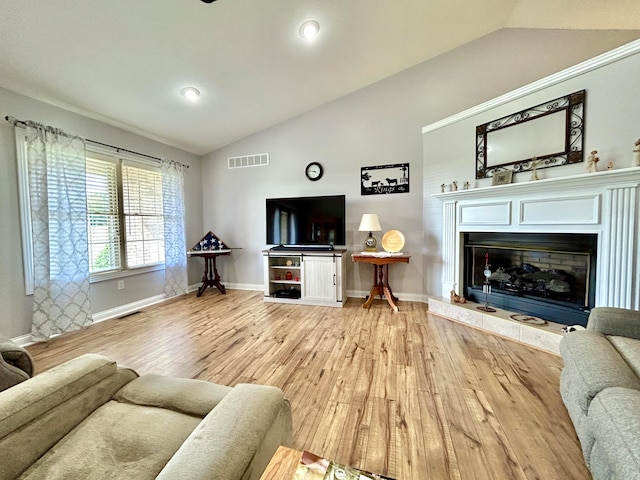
[476,90,585,179]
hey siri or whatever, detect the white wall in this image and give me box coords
[0,88,203,339]
[422,44,640,299]
[200,28,640,300]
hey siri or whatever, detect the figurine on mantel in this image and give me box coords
[633,139,640,167]
[530,156,540,181]
[452,181,458,191]
[586,150,600,173]
[606,160,614,170]
[450,290,467,304]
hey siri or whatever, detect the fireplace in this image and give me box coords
[464,232,596,326]
[434,168,640,330]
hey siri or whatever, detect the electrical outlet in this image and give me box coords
[117,280,125,290]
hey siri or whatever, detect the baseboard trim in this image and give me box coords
[91,294,168,323]
[11,334,34,348]
[224,282,263,291]
[346,289,428,304]
[12,288,429,346]
[189,282,263,293]
[13,293,171,346]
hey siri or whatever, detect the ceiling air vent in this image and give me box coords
[228,153,269,169]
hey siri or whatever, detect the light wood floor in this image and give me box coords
[27,290,590,480]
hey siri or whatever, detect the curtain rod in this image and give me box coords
[5,115,189,169]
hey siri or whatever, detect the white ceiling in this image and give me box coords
[1,0,639,156]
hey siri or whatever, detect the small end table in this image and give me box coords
[187,249,231,297]
[352,253,410,312]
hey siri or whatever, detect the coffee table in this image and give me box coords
[260,446,302,479]
[260,446,394,479]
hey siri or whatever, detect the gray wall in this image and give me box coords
[422,45,640,298]
[0,88,203,339]
[200,28,640,300]
[2,27,638,339]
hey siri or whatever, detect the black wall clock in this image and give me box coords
[305,162,324,181]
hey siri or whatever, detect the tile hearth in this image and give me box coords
[428,297,564,354]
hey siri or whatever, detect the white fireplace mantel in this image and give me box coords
[433,167,640,310]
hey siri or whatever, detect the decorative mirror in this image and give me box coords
[476,90,585,179]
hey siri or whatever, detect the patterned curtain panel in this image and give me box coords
[161,160,188,297]
[26,124,93,340]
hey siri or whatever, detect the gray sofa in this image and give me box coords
[559,307,640,480]
[0,337,34,391]
[0,353,293,479]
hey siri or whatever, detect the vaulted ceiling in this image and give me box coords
[1,0,639,155]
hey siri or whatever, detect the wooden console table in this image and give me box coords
[187,249,231,297]
[352,253,410,312]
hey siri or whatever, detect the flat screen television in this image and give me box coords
[266,194,346,248]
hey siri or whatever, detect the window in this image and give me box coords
[16,130,167,295]
[86,152,164,274]
[87,156,121,273]
[121,163,164,268]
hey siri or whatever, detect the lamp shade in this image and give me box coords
[358,214,381,232]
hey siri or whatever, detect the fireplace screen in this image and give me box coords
[464,233,597,325]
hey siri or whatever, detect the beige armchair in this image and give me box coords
[0,337,34,391]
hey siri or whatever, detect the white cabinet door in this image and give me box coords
[303,255,337,303]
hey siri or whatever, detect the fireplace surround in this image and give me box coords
[434,168,640,327]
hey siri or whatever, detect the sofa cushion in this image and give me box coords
[607,335,640,379]
[559,331,640,415]
[114,374,232,417]
[0,369,137,480]
[587,307,640,339]
[588,387,640,480]
[18,401,202,480]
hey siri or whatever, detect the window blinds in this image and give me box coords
[122,163,164,267]
[86,157,121,273]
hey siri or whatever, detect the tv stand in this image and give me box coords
[270,245,335,252]
[263,249,347,307]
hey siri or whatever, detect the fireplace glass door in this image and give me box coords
[464,233,596,326]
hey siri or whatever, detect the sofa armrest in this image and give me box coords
[156,383,293,480]
[588,387,640,479]
[0,354,138,480]
[0,338,34,391]
[587,307,640,339]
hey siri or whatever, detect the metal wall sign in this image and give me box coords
[360,163,409,195]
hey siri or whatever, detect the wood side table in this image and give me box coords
[187,249,231,297]
[352,253,410,312]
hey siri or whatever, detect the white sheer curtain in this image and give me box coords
[162,159,188,297]
[25,123,93,340]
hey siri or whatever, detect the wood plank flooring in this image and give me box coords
[26,290,590,480]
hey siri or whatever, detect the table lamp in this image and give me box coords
[358,214,382,252]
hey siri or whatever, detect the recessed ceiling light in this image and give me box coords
[180,87,200,101]
[299,20,320,40]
